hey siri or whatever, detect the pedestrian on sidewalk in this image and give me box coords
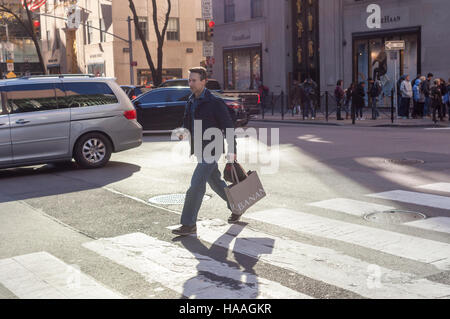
[344,83,354,120]
[334,80,345,120]
[292,80,302,115]
[172,67,238,237]
[439,78,448,119]
[421,73,433,117]
[446,78,450,120]
[397,75,405,115]
[400,75,413,119]
[368,78,382,120]
[352,82,366,120]
[431,78,443,124]
[302,77,317,120]
[413,76,425,118]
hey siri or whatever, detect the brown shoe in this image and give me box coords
[172,225,197,236]
[228,214,241,224]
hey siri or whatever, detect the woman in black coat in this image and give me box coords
[352,82,366,120]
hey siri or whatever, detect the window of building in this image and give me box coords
[63,82,118,107]
[224,0,235,23]
[196,19,206,41]
[135,17,148,41]
[6,84,58,113]
[167,18,179,41]
[224,46,262,90]
[86,21,93,44]
[251,0,263,18]
[99,19,106,42]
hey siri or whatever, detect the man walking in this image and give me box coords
[400,75,413,119]
[172,67,238,236]
[422,73,433,117]
[368,78,382,120]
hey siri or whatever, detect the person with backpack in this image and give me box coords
[334,80,345,120]
[413,76,425,119]
[368,78,382,120]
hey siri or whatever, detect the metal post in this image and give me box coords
[325,91,329,122]
[352,101,356,125]
[127,16,134,85]
[281,91,285,120]
[391,88,394,124]
[271,92,274,116]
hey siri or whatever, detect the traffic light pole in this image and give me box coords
[127,16,134,85]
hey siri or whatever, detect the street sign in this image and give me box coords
[203,41,214,57]
[201,0,213,20]
[385,40,405,51]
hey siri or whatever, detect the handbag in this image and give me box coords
[224,165,266,216]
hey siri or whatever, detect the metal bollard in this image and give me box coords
[391,89,394,124]
[281,91,285,120]
[271,92,274,116]
[325,91,329,122]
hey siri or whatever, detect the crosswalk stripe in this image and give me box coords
[0,252,123,299]
[82,232,311,299]
[367,190,450,211]
[244,208,450,270]
[308,198,395,217]
[167,220,450,299]
[405,217,450,234]
[417,183,450,194]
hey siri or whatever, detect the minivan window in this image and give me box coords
[7,83,58,113]
[54,83,69,109]
[63,82,118,107]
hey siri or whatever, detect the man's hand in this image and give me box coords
[226,153,237,163]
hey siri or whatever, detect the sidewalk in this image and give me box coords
[249,112,450,128]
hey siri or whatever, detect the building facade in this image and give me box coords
[41,0,207,85]
[212,0,450,102]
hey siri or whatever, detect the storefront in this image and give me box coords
[353,27,420,106]
[223,45,262,90]
[88,62,106,77]
[137,68,183,86]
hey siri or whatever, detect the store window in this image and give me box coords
[88,63,105,77]
[223,46,262,90]
[353,30,419,107]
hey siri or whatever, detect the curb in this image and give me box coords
[249,119,449,128]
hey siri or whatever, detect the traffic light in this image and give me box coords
[205,20,215,41]
[32,20,41,38]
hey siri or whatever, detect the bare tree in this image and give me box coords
[0,2,46,74]
[128,0,171,86]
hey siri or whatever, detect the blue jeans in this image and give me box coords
[303,99,315,118]
[424,97,431,116]
[181,162,230,226]
[371,98,379,119]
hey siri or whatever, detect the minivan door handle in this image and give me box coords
[16,119,30,125]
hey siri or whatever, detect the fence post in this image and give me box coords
[352,100,356,125]
[261,93,265,120]
[281,91,285,120]
[391,88,394,124]
[325,91,329,122]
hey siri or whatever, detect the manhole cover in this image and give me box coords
[148,194,211,205]
[385,158,425,165]
[364,210,426,224]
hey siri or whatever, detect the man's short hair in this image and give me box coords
[189,67,207,81]
[427,73,434,78]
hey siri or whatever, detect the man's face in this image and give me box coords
[406,76,410,81]
[189,72,206,94]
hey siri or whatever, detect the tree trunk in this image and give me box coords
[128,0,156,85]
[24,3,46,74]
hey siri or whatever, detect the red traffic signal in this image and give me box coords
[33,20,40,28]
[208,20,215,28]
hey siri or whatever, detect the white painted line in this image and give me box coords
[0,252,123,299]
[308,198,395,217]
[244,209,450,270]
[367,190,450,211]
[405,217,450,234]
[417,183,450,194]
[167,219,450,299]
[83,233,310,299]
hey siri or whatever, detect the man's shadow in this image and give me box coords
[173,222,275,299]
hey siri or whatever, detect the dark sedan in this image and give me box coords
[132,87,248,131]
[121,85,151,100]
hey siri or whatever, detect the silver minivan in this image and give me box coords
[0,75,142,169]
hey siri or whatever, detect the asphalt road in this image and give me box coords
[1,122,449,299]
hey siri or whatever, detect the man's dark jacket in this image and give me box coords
[183,88,237,157]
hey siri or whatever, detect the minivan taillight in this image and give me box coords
[124,109,137,120]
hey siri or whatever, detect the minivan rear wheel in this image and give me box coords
[74,133,112,169]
